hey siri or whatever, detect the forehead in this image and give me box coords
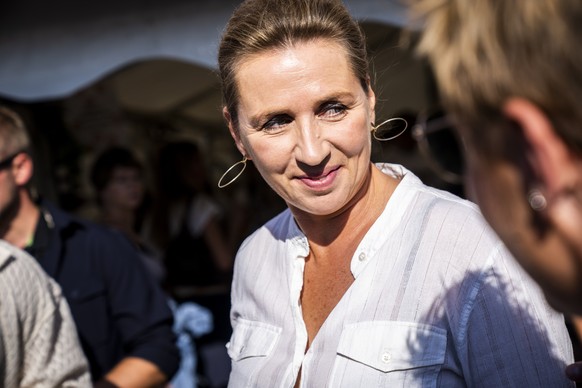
[234,39,361,110]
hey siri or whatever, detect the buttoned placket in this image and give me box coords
[287,236,309,387]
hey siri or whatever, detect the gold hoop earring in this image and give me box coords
[371,117,408,142]
[217,157,248,188]
[527,189,547,211]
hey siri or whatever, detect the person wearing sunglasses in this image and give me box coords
[410,0,582,381]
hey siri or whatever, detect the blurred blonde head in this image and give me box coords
[411,0,582,158]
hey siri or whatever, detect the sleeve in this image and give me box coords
[21,259,92,387]
[95,229,180,379]
[460,247,574,387]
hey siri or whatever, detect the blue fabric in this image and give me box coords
[169,300,213,388]
[33,201,180,381]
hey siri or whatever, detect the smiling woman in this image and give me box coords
[229,39,376,217]
[217,1,574,387]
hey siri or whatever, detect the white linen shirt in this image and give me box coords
[227,164,574,388]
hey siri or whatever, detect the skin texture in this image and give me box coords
[224,38,400,360]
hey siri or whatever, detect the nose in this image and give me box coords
[294,118,330,167]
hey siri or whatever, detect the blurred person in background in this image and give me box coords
[148,140,233,295]
[410,0,582,381]
[90,146,165,284]
[148,139,233,387]
[91,146,216,388]
[0,105,179,387]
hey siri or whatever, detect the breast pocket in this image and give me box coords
[226,318,281,387]
[330,321,447,388]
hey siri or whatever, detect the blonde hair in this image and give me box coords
[218,0,369,130]
[411,0,582,156]
[0,106,30,159]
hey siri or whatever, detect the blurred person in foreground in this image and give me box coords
[0,106,179,387]
[0,239,90,387]
[216,0,574,386]
[409,0,582,381]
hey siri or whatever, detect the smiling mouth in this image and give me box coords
[298,166,340,189]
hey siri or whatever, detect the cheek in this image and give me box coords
[100,187,115,203]
[102,185,127,203]
[337,120,371,157]
[244,135,293,173]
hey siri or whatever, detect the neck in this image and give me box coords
[293,164,398,256]
[1,190,40,249]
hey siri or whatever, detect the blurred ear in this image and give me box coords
[502,98,579,198]
[223,107,249,159]
[10,152,33,186]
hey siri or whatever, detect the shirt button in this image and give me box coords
[381,352,391,364]
[358,252,366,261]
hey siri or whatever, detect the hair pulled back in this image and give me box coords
[218,0,369,129]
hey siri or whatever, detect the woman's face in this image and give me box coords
[227,39,375,217]
[101,166,144,210]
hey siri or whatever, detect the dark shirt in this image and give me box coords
[26,201,179,381]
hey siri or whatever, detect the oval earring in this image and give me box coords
[217,157,248,188]
[527,188,547,212]
[371,117,408,142]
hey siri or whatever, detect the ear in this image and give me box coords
[223,106,250,160]
[502,98,578,198]
[10,152,33,186]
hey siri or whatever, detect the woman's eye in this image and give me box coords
[261,115,292,131]
[320,103,347,119]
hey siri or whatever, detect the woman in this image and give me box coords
[217,0,573,387]
[90,146,165,283]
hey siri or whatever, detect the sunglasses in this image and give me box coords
[0,152,21,170]
[411,109,465,185]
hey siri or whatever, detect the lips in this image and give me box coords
[298,166,340,190]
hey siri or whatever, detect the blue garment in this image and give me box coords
[28,201,180,381]
[170,300,213,388]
